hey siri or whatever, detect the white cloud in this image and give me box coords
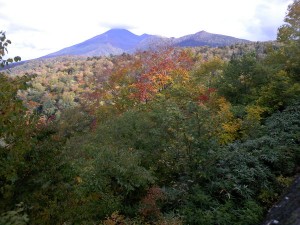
[0,0,292,60]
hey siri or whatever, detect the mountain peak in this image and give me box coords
[104,28,135,36]
[194,30,211,36]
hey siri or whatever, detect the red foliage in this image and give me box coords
[198,94,210,103]
[198,88,217,104]
[130,77,156,102]
[207,87,216,93]
[139,186,164,220]
[130,48,195,103]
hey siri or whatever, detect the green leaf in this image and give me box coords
[14,56,21,62]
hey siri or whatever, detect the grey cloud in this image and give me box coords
[245,1,288,41]
[247,23,278,41]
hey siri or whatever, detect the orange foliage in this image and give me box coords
[129,48,194,102]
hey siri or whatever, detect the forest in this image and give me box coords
[0,1,299,224]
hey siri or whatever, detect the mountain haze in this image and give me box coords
[42,29,251,58]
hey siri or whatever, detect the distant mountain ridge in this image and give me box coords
[42,29,251,58]
[174,30,250,47]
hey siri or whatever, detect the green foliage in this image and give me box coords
[59,121,155,223]
[216,52,270,105]
[277,0,300,44]
[257,70,300,112]
[0,31,21,68]
[92,146,155,194]
[277,0,300,78]
[0,38,89,223]
[183,196,263,225]
[180,102,300,225]
[193,56,224,87]
[0,203,29,225]
[17,124,74,225]
[0,74,36,211]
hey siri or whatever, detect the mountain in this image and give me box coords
[42,29,251,58]
[43,29,161,58]
[174,30,251,47]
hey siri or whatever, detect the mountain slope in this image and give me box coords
[42,29,251,58]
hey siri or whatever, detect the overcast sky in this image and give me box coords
[0,0,292,60]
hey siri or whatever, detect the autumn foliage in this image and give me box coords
[1,2,300,224]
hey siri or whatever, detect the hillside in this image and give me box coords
[5,41,276,76]
[2,41,299,225]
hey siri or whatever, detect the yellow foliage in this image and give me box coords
[194,57,224,86]
[217,97,232,118]
[196,57,224,75]
[150,73,173,90]
[171,68,190,83]
[75,176,83,184]
[207,97,242,144]
[156,217,183,225]
[103,211,126,225]
[245,105,265,122]
[258,189,278,207]
[276,175,293,188]
[241,105,266,138]
[219,119,242,145]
